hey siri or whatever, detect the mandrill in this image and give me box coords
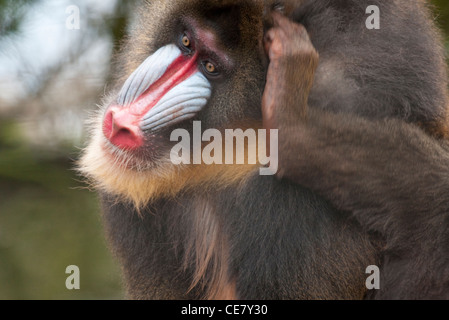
[80,0,449,299]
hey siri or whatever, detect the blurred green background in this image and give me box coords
[0,0,448,300]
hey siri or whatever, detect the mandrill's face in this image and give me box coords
[103,43,212,152]
[79,1,271,206]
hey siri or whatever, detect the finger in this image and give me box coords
[271,11,295,30]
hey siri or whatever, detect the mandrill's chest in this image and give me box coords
[100,176,378,300]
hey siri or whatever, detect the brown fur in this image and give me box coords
[263,0,449,299]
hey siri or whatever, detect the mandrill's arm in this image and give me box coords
[262,12,449,299]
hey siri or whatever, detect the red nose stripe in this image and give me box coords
[128,52,199,117]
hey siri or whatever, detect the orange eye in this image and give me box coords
[205,61,216,74]
[182,35,190,47]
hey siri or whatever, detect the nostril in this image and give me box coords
[102,106,144,150]
[118,128,131,135]
[116,128,133,139]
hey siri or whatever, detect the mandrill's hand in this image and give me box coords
[262,12,319,130]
